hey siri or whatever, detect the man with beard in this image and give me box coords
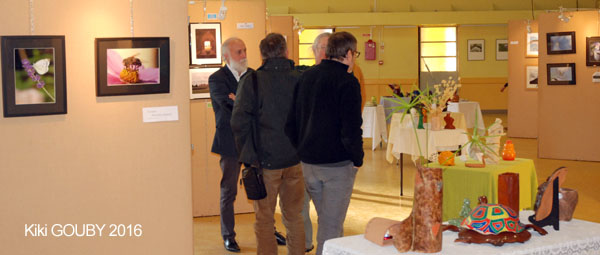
[208,37,249,253]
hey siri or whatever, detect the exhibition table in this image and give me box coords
[322,211,600,255]
[447,101,485,132]
[362,105,388,151]
[429,158,538,221]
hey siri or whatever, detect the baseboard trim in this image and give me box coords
[481,109,507,114]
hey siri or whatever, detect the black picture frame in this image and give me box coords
[546,31,576,55]
[95,37,170,97]
[586,37,600,66]
[547,63,576,85]
[1,36,67,117]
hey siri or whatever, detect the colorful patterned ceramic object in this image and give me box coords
[461,203,525,235]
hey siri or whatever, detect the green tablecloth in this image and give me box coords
[429,158,538,221]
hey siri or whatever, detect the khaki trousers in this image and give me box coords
[254,164,305,255]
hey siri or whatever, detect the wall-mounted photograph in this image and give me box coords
[1,36,67,117]
[526,65,538,89]
[467,39,485,61]
[547,31,576,54]
[496,39,508,60]
[547,63,576,85]
[95,37,170,96]
[189,67,219,99]
[527,33,538,57]
[586,37,600,66]
[189,23,222,66]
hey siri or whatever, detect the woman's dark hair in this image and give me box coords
[326,31,357,60]
[259,33,287,60]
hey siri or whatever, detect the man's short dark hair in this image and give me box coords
[259,33,287,60]
[326,32,357,60]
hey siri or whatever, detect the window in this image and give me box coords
[298,28,334,66]
[420,27,457,72]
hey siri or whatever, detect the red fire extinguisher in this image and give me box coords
[365,39,376,60]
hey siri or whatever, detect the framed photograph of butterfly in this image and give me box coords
[1,36,67,117]
[95,37,170,96]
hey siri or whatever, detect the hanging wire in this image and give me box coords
[29,0,35,35]
[130,0,134,37]
[530,0,534,20]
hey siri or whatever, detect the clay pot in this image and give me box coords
[559,188,578,221]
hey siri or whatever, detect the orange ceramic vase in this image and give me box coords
[502,140,516,161]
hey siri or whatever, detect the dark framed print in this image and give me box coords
[467,39,485,61]
[586,37,600,66]
[547,63,576,85]
[1,36,67,117]
[547,31,576,54]
[526,65,538,89]
[189,23,222,66]
[95,37,170,96]
[496,39,508,60]
[189,67,218,99]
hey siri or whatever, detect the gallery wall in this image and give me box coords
[537,10,600,161]
[507,20,539,138]
[0,0,192,254]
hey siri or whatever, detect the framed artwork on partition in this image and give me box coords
[547,63,576,85]
[526,65,538,89]
[496,39,508,60]
[1,36,67,117]
[547,31,576,55]
[189,67,219,99]
[586,37,600,66]
[526,33,539,57]
[189,23,222,66]
[467,39,485,61]
[95,37,170,96]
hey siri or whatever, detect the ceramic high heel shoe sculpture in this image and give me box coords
[529,167,568,231]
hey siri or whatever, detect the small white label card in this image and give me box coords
[143,106,179,123]
[237,23,254,29]
[510,41,519,45]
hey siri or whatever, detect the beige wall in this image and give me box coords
[538,11,600,161]
[507,20,539,138]
[0,0,192,254]
[189,0,266,216]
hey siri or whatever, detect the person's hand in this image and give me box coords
[228,93,236,101]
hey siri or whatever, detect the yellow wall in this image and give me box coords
[458,25,508,77]
[0,0,192,254]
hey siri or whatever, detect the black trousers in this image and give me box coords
[220,155,242,240]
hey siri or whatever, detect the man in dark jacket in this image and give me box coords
[286,31,364,255]
[231,33,305,255]
[208,37,249,253]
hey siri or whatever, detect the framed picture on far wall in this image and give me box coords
[586,37,600,66]
[547,63,576,85]
[467,39,485,60]
[189,67,219,99]
[95,37,170,96]
[547,31,576,55]
[526,65,538,89]
[190,23,222,66]
[496,39,508,60]
[1,36,67,117]
[526,33,539,57]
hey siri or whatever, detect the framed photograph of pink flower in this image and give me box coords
[95,37,170,96]
[1,35,67,117]
[189,23,222,66]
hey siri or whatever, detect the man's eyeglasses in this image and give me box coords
[353,51,361,58]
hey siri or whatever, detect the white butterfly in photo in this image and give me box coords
[32,58,51,75]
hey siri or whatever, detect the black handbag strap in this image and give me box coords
[250,72,262,168]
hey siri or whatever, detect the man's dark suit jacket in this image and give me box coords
[209,66,251,157]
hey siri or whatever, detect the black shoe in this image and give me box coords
[224,238,241,253]
[305,244,314,253]
[274,231,286,246]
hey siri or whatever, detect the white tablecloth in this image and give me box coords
[323,211,600,255]
[385,113,468,163]
[447,101,485,132]
[362,105,388,150]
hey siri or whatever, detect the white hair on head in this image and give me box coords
[222,37,243,59]
[312,32,331,54]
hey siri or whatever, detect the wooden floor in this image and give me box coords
[193,113,600,255]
